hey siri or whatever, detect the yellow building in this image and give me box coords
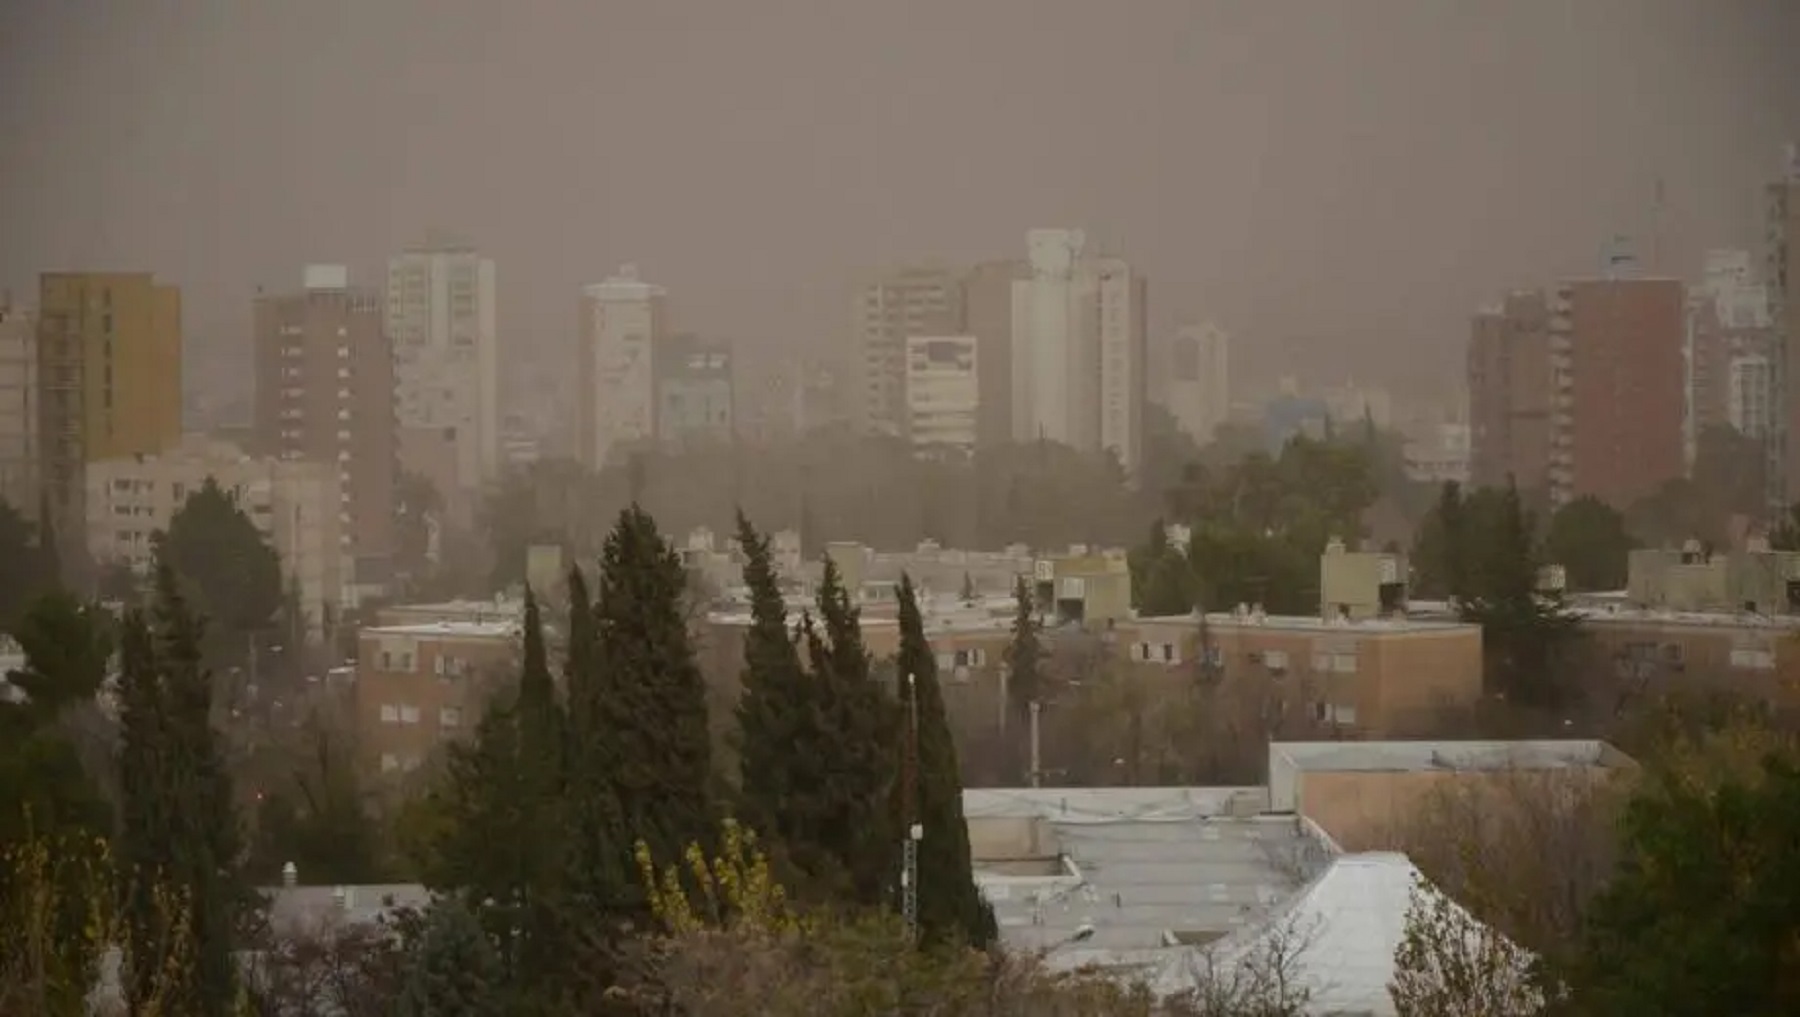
[37,273,182,545]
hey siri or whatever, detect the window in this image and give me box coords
[379,704,399,724]
[399,705,421,725]
[380,753,400,773]
[379,650,392,671]
[1263,649,1289,671]
[439,707,462,729]
[399,652,414,672]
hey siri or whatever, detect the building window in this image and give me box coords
[379,704,399,724]
[399,704,421,725]
[380,753,400,773]
[439,707,462,729]
[1263,649,1290,672]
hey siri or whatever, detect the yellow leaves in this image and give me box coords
[638,818,801,939]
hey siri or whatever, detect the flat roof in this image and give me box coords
[1137,610,1475,636]
[1271,739,1624,775]
[363,621,518,639]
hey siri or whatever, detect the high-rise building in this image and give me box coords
[1770,144,1800,502]
[653,333,734,446]
[962,259,1022,448]
[0,298,35,518]
[1164,321,1231,446]
[905,335,979,455]
[1009,229,1148,473]
[1684,250,1775,479]
[1468,291,1554,494]
[36,272,183,550]
[385,239,498,514]
[578,265,665,469]
[253,265,397,603]
[853,266,964,439]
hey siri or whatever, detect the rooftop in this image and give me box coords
[1272,738,1624,775]
[1137,610,1474,636]
[363,620,520,639]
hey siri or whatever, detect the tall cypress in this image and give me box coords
[1002,575,1043,785]
[812,555,900,908]
[588,507,713,890]
[895,573,995,947]
[732,511,836,891]
[512,588,568,992]
[117,564,243,1016]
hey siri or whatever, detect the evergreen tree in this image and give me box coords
[117,564,244,1016]
[511,588,568,993]
[398,897,504,1017]
[561,563,632,937]
[1002,576,1043,786]
[731,511,838,892]
[894,574,996,948]
[811,556,900,908]
[156,477,283,670]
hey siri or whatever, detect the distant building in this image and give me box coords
[578,265,665,469]
[962,260,1023,448]
[1684,249,1776,504]
[1164,321,1230,445]
[1402,422,1471,486]
[385,239,499,516]
[1468,290,1552,493]
[905,335,979,455]
[36,272,183,555]
[653,333,733,445]
[854,266,964,439]
[252,265,398,603]
[354,619,519,781]
[85,435,343,636]
[0,299,36,517]
[1769,145,1800,501]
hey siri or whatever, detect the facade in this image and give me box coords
[252,265,398,602]
[1165,321,1231,445]
[653,333,733,445]
[36,273,183,551]
[905,335,979,454]
[0,299,35,516]
[1552,273,1686,508]
[353,620,519,780]
[1009,230,1148,473]
[1467,290,1552,493]
[853,265,964,439]
[1401,422,1472,486]
[84,435,343,634]
[385,240,499,513]
[578,265,665,469]
[963,260,1021,448]
[1771,145,1800,501]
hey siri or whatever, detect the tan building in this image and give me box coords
[353,620,519,780]
[84,435,344,636]
[1468,290,1552,495]
[0,298,35,516]
[36,272,183,551]
[253,265,397,603]
[854,265,964,439]
[1768,145,1800,500]
[905,335,979,455]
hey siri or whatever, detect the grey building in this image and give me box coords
[654,333,734,445]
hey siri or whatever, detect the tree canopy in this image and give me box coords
[156,477,283,669]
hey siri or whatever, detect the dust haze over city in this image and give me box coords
[5,2,1800,1014]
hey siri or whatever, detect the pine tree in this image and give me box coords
[731,511,838,892]
[397,897,504,1017]
[895,573,996,948]
[1002,576,1043,786]
[812,556,900,908]
[117,564,244,1016]
[512,589,568,990]
[561,564,631,932]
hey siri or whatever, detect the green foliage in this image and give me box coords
[397,896,504,1017]
[1002,576,1044,784]
[0,496,58,634]
[896,574,996,949]
[244,719,388,886]
[1543,496,1636,592]
[116,564,246,1016]
[156,477,283,668]
[1390,880,1545,1017]
[1570,749,1800,1015]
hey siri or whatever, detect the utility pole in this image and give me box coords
[901,672,921,944]
[1029,700,1043,788]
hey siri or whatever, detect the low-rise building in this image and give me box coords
[84,435,343,638]
[352,620,519,780]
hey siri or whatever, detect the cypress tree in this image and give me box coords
[117,563,244,1016]
[579,507,713,903]
[895,573,995,948]
[812,555,900,908]
[1002,576,1043,785]
[731,511,837,891]
[397,896,504,1017]
[561,564,630,933]
[512,589,568,992]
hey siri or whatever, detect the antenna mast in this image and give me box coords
[901,671,921,944]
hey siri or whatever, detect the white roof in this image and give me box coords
[1149,852,1532,1016]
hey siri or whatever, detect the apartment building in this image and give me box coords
[353,619,519,780]
[1685,251,1776,471]
[578,265,666,469]
[36,273,183,551]
[1468,290,1553,493]
[253,265,397,602]
[0,299,34,516]
[385,239,499,516]
[1771,144,1800,501]
[84,435,343,635]
[854,265,964,439]
[905,335,979,455]
[1096,258,1149,474]
[1164,321,1231,447]
[963,260,1021,448]
[653,333,733,446]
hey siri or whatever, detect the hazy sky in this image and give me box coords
[3,0,1797,401]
